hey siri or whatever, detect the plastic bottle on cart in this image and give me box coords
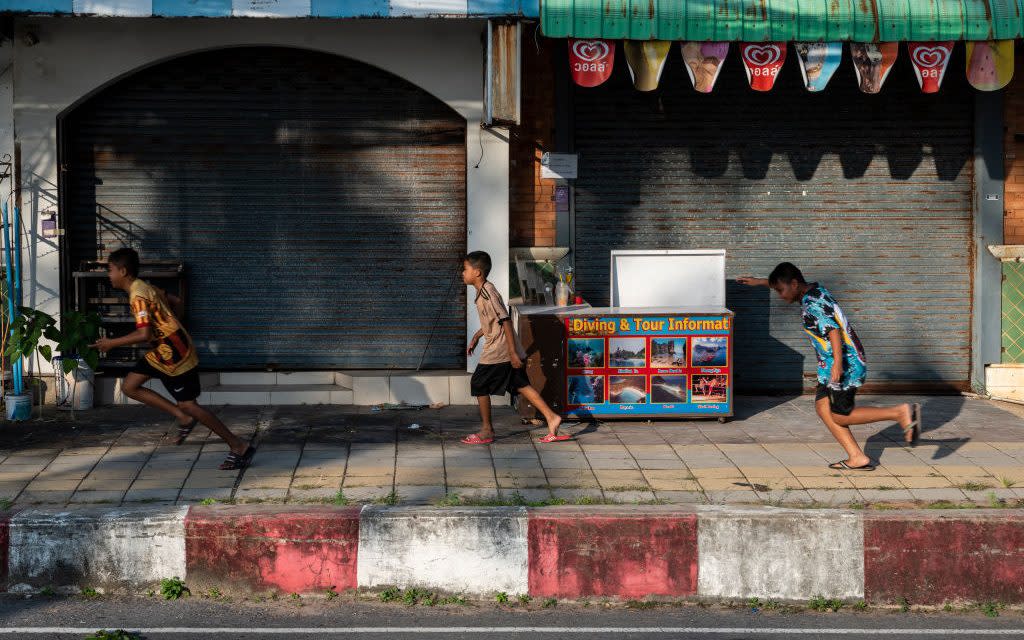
[555,281,570,306]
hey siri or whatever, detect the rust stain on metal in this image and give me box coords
[490,22,520,124]
[649,0,655,20]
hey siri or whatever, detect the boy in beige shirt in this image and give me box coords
[461,251,567,444]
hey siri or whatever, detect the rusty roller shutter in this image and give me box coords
[572,50,973,392]
[64,47,466,370]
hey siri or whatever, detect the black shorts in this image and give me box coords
[131,359,202,402]
[815,383,857,416]
[471,362,531,397]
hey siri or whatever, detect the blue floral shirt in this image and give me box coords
[801,284,867,389]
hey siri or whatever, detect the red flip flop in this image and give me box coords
[537,434,573,443]
[460,434,494,445]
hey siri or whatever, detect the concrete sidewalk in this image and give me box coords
[1,395,1023,508]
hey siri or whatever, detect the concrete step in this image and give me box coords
[202,384,353,406]
[94,370,505,407]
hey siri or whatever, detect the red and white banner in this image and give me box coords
[908,41,953,93]
[740,43,786,91]
[568,39,615,88]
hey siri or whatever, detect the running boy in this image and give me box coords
[738,263,920,470]
[461,251,567,444]
[92,248,254,470]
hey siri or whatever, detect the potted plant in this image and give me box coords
[5,307,102,418]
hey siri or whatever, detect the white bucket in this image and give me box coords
[56,358,94,411]
[5,393,31,421]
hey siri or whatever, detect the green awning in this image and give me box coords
[540,0,1024,41]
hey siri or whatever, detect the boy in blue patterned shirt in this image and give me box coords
[739,263,920,471]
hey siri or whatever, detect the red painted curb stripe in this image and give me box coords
[185,505,361,594]
[864,512,1024,604]
[527,508,699,598]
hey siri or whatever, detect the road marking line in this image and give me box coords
[0,628,1022,635]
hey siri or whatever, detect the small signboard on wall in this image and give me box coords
[541,153,578,180]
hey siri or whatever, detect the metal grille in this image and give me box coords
[573,51,974,392]
[1002,262,1024,364]
[64,47,467,370]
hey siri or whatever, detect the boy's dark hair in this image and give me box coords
[768,262,806,286]
[108,248,140,278]
[465,251,492,278]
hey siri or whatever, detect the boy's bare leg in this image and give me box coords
[178,401,249,455]
[474,395,494,440]
[832,404,914,442]
[516,385,563,436]
[815,397,872,467]
[121,373,192,426]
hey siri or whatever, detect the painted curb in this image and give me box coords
[185,505,361,594]
[357,506,529,595]
[697,506,864,600]
[864,510,1024,604]
[528,506,699,598]
[0,505,1021,603]
[7,506,187,592]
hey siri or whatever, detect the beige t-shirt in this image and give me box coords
[475,281,526,365]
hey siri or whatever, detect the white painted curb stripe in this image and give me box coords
[697,507,865,600]
[357,506,529,595]
[0,628,1021,635]
[7,506,187,591]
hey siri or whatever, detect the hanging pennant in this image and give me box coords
[907,42,954,93]
[966,40,1014,91]
[850,43,898,94]
[794,42,841,92]
[624,41,672,92]
[569,39,616,88]
[680,42,729,93]
[740,43,786,91]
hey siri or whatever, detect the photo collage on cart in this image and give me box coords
[566,329,730,415]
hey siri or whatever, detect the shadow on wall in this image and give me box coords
[569,44,974,391]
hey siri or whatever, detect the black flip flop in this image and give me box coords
[219,445,255,471]
[174,418,199,445]
[828,460,876,471]
[902,403,922,446]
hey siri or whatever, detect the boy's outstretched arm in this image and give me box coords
[91,326,153,352]
[467,328,484,356]
[501,320,523,368]
[736,276,769,287]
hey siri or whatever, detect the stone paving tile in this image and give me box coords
[604,490,657,503]
[394,485,448,505]
[697,477,751,491]
[907,488,968,502]
[123,487,180,503]
[703,489,759,504]
[341,486,394,502]
[69,490,126,504]
[178,488,234,503]
[653,490,704,503]
[235,488,289,502]
[806,489,862,505]
[551,488,605,502]
[858,489,915,502]
[20,489,73,504]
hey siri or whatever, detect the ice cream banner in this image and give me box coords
[569,39,616,88]
[850,42,898,94]
[740,42,786,91]
[624,40,672,92]
[908,41,954,93]
[681,42,729,93]
[794,42,841,92]
[966,40,1014,91]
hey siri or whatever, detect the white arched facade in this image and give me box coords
[10,17,508,372]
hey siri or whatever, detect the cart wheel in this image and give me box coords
[718,417,729,424]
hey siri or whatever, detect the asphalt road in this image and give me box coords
[0,595,1022,639]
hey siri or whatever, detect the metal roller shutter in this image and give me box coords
[573,50,973,392]
[64,47,466,370]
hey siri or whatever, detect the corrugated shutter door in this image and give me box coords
[65,47,466,370]
[573,52,973,392]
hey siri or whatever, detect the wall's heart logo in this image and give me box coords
[911,46,947,68]
[743,44,781,66]
[573,40,610,62]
